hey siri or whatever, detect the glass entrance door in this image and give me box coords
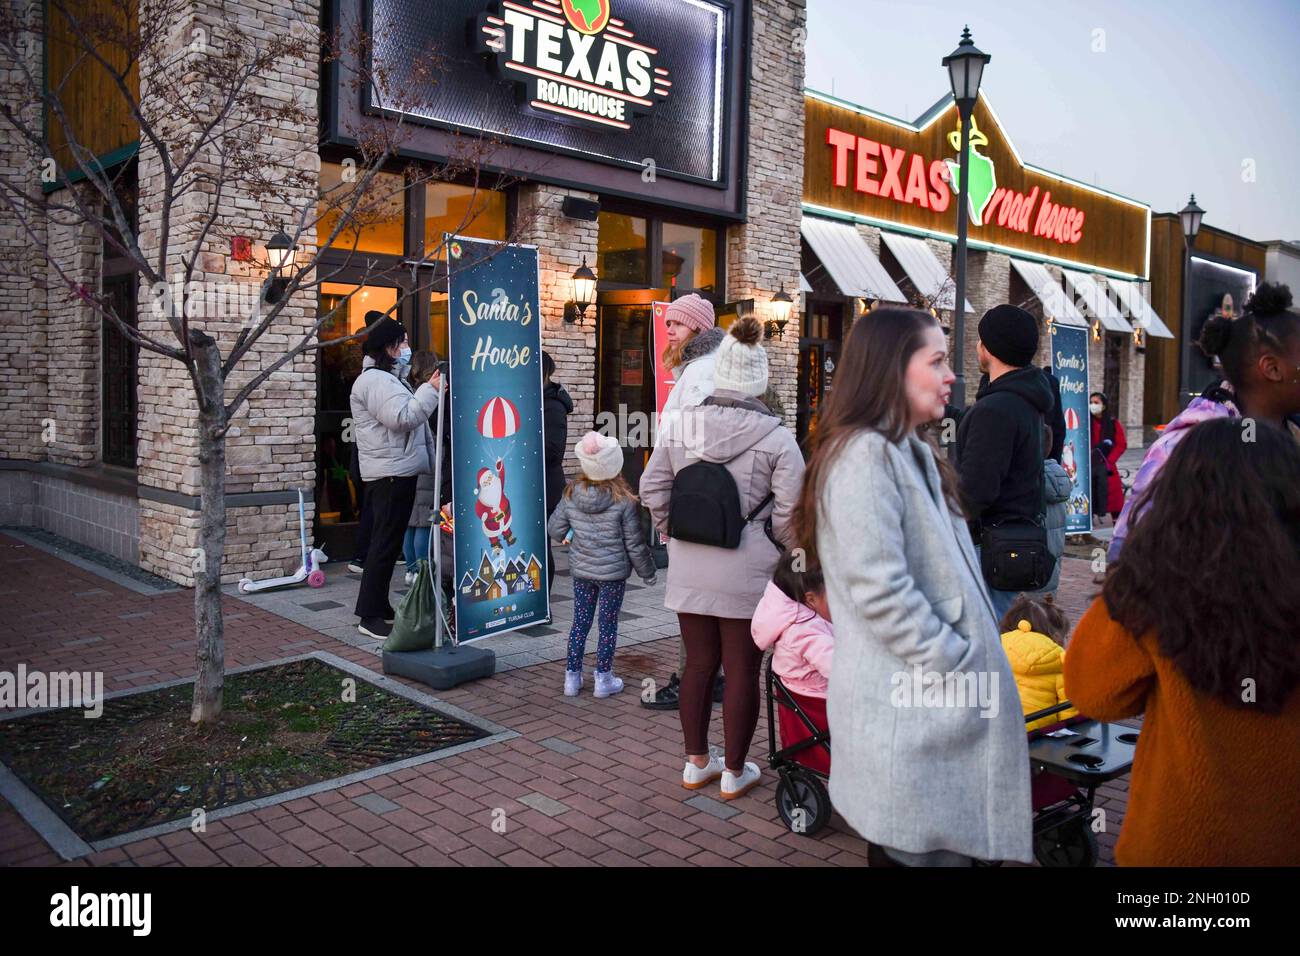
[596,289,669,490]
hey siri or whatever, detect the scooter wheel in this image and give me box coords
[307,570,326,588]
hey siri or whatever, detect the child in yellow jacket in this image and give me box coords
[999,594,1079,731]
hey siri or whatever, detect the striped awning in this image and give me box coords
[800,216,907,303]
[1062,268,1133,333]
[1009,259,1087,328]
[878,231,973,313]
[1105,278,1174,338]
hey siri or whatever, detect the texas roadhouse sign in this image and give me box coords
[476,0,672,130]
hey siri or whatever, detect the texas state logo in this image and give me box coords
[944,114,997,227]
[562,0,611,34]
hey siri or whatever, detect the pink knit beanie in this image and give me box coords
[664,293,716,334]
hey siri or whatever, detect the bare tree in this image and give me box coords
[0,0,537,722]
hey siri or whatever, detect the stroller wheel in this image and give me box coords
[1034,816,1099,867]
[775,770,831,837]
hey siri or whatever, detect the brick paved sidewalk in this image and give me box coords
[0,532,1126,867]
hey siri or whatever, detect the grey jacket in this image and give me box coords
[350,357,439,481]
[817,430,1032,863]
[548,483,656,583]
[1042,459,1073,592]
[640,391,805,619]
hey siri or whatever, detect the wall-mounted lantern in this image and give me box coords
[265,228,296,303]
[565,258,597,324]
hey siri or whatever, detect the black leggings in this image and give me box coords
[354,475,418,619]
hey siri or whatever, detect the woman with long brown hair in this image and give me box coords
[1066,417,1300,865]
[797,307,1031,866]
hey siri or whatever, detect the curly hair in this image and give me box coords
[1104,417,1300,713]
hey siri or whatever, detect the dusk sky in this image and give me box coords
[805,0,1300,243]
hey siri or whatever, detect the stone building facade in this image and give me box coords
[0,0,807,584]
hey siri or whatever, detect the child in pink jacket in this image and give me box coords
[751,551,834,773]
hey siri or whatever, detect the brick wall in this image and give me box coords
[0,0,48,462]
[519,183,599,480]
[726,0,806,431]
[133,0,320,584]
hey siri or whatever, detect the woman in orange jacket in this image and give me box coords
[1065,417,1300,866]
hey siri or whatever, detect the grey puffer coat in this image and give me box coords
[1039,459,1073,593]
[547,482,656,583]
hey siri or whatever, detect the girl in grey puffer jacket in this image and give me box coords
[548,432,656,699]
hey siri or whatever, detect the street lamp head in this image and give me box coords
[1180,194,1205,242]
[943,25,990,111]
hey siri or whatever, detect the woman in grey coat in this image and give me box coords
[796,308,1032,866]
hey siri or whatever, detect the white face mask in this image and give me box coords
[396,345,412,369]
[1089,402,1104,416]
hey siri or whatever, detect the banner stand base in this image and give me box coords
[382,645,496,690]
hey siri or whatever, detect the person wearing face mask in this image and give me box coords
[1089,392,1127,522]
[349,313,442,640]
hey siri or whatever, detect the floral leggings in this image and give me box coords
[566,577,626,674]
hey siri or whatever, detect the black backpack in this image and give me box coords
[667,461,773,550]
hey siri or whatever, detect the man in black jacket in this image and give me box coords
[542,351,572,590]
[955,304,1056,620]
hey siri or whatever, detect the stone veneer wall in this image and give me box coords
[726,0,806,431]
[133,0,320,584]
[0,0,47,463]
[518,184,599,481]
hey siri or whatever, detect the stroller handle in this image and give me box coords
[1024,700,1075,725]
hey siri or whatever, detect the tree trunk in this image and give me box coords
[190,330,227,725]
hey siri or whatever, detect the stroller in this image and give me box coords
[1022,701,1138,867]
[766,663,1137,867]
[765,658,833,836]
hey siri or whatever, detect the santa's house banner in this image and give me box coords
[1051,322,1093,535]
[447,236,549,641]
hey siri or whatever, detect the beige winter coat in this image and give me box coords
[640,391,805,619]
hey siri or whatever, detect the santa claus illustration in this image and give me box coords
[474,458,516,552]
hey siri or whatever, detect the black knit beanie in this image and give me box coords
[978,304,1039,367]
[362,313,406,359]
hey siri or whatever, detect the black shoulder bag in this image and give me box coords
[978,416,1054,592]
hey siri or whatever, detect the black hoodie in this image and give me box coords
[955,365,1057,532]
[543,380,574,515]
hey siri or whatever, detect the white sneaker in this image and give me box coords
[563,670,583,697]
[593,671,624,698]
[682,750,724,790]
[720,762,762,801]
[404,571,417,586]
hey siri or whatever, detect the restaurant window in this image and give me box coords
[428,291,450,359]
[101,275,137,468]
[597,211,648,285]
[425,183,506,250]
[662,222,717,293]
[316,282,399,531]
[318,162,405,255]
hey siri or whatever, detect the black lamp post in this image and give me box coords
[942,25,989,410]
[1178,194,1205,406]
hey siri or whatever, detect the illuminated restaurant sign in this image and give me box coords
[805,91,1151,278]
[476,0,672,130]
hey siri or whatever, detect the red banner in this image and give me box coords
[652,301,675,423]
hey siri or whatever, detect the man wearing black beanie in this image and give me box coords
[955,304,1057,619]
